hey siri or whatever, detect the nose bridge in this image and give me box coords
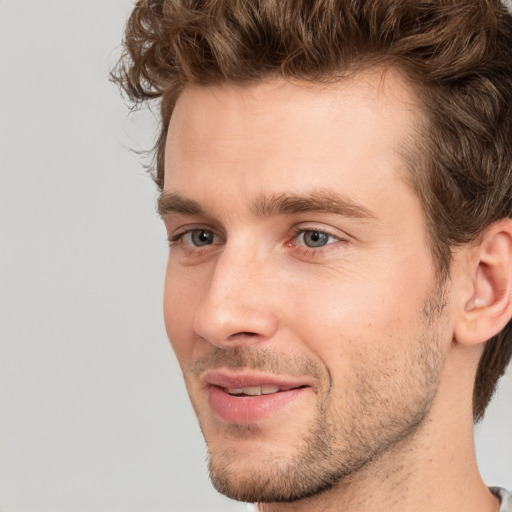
[193,241,278,345]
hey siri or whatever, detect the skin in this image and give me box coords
[160,70,501,512]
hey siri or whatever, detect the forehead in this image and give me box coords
[163,68,422,207]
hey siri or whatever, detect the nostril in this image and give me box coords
[229,331,259,339]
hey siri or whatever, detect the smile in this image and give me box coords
[224,384,305,396]
[203,370,313,424]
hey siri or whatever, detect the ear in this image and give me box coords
[454,218,512,346]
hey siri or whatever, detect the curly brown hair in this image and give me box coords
[111,0,512,421]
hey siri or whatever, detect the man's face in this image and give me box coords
[161,71,454,503]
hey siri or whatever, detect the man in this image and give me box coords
[113,1,512,510]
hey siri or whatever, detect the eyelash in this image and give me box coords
[286,227,347,257]
[167,225,347,258]
[167,224,220,255]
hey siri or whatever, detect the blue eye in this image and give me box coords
[188,229,215,247]
[300,230,334,248]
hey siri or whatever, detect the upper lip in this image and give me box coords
[202,369,315,392]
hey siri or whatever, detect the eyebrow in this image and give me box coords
[251,191,376,219]
[157,192,204,217]
[157,190,375,220]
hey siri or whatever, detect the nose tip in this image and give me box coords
[193,295,279,348]
[192,254,279,347]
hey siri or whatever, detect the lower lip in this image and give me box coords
[208,386,305,424]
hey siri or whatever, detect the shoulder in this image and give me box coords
[490,487,512,512]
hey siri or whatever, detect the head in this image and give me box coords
[112,0,512,503]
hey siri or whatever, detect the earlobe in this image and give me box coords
[454,219,512,346]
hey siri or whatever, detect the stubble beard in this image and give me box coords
[193,284,449,504]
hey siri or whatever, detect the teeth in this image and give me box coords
[226,385,281,396]
[244,386,263,396]
[261,385,280,395]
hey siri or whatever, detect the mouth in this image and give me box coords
[222,384,307,396]
[203,370,313,424]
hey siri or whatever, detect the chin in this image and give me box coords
[203,413,352,503]
[207,446,340,503]
[203,394,435,504]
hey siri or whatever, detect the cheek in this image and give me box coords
[287,266,429,364]
[163,264,200,362]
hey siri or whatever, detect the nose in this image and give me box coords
[193,246,280,348]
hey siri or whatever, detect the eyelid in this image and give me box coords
[168,223,220,240]
[285,224,350,257]
[288,223,349,242]
[166,221,350,259]
[295,229,339,246]
[167,225,224,252]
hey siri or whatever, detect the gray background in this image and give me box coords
[0,1,510,511]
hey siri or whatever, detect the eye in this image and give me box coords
[187,229,216,247]
[167,225,223,263]
[285,226,348,257]
[298,230,338,248]
[168,227,221,249]
[299,230,334,248]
